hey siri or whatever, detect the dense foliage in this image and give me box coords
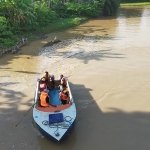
[103,0,120,16]
[0,16,16,47]
[0,0,120,49]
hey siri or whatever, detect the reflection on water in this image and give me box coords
[0,6,150,150]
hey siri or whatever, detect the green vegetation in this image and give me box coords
[39,17,87,34]
[0,0,121,50]
[121,2,150,6]
[103,0,120,16]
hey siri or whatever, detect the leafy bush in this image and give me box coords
[34,3,58,26]
[52,3,68,18]
[0,0,120,49]
[66,2,104,18]
[0,16,16,48]
[103,0,120,16]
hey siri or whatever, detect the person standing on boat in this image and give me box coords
[59,74,67,90]
[40,89,56,107]
[60,74,67,86]
[59,85,71,105]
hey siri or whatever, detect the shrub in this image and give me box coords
[66,2,104,18]
[34,3,58,26]
[103,0,120,16]
[0,16,16,48]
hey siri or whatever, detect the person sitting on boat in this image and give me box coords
[50,74,56,89]
[39,79,47,91]
[40,89,56,107]
[41,71,51,89]
[41,71,50,82]
[59,85,71,105]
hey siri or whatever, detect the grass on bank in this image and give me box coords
[0,17,87,50]
[121,2,150,6]
[40,17,87,34]
[26,17,87,43]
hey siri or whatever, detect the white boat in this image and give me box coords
[33,77,76,142]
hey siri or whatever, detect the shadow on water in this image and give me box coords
[0,16,121,66]
[0,86,27,103]
[36,130,77,150]
[63,49,126,64]
[14,71,40,74]
[0,81,38,149]
[35,82,150,150]
[0,32,124,67]
[0,67,12,70]
[36,82,97,150]
[0,81,150,149]
[0,82,19,86]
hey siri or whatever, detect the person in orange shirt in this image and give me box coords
[40,89,56,107]
[59,85,72,105]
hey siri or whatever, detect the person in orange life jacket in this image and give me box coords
[59,85,72,105]
[40,89,56,107]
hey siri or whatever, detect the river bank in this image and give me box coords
[0,17,87,57]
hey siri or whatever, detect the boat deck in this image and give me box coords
[36,87,72,112]
[48,89,61,106]
[35,104,71,112]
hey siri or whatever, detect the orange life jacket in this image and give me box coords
[59,89,69,100]
[40,92,49,107]
[61,76,67,85]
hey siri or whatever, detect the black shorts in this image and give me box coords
[61,99,68,105]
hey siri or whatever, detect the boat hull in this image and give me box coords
[33,77,76,142]
[35,119,75,142]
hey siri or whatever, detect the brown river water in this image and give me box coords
[0,6,150,150]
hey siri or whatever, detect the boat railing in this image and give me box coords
[34,78,40,106]
[66,77,74,103]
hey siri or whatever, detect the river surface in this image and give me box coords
[0,6,150,150]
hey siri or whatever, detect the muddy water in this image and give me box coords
[1,6,150,150]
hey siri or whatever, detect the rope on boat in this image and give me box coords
[42,116,73,136]
[15,102,38,127]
